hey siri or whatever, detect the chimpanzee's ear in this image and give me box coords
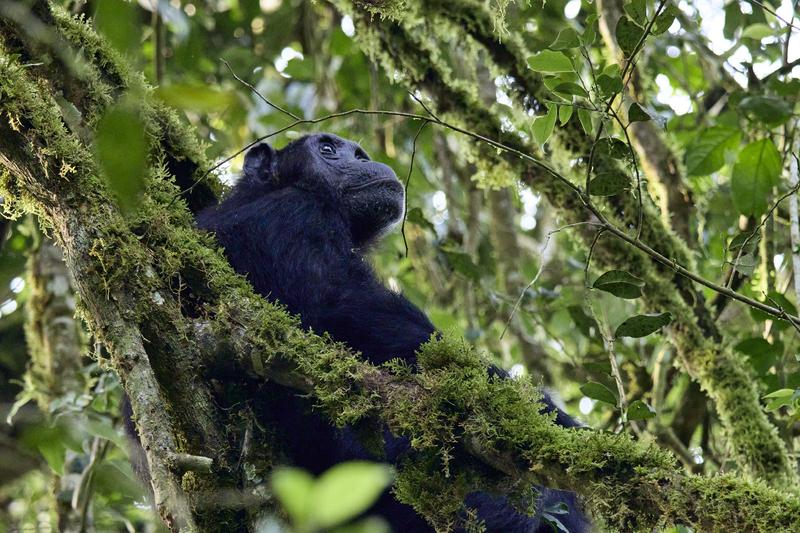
[243,142,276,182]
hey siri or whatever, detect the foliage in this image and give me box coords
[269,462,392,532]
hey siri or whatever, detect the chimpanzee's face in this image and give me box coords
[244,133,404,246]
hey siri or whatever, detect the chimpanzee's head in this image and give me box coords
[242,133,404,246]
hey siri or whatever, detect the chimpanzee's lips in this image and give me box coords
[344,178,403,193]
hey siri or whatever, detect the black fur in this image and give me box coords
[193,133,589,531]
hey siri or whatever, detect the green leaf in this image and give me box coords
[95,105,147,214]
[653,4,680,35]
[624,0,647,27]
[577,108,595,135]
[94,0,138,53]
[627,400,656,420]
[550,28,581,50]
[584,361,613,375]
[615,312,672,338]
[730,252,758,277]
[39,440,66,476]
[740,96,792,127]
[580,382,618,405]
[593,270,645,299]
[441,246,482,282]
[741,23,774,40]
[84,416,127,449]
[763,388,799,411]
[553,82,589,98]
[581,14,598,45]
[272,467,314,526]
[763,388,795,399]
[310,462,393,528]
[532,104,557,146]
[283,57,315,80]
[728,231,760,255]
[628,102,652,122]
[723,1,743,40]
[735,338,782,375]
[156,84,237,112]
[731,139,781,217]
[603,63,622,77]
[406,207,435,233]
[616,16,644,57]
[558,104,574,125]
[527,50,574,73]
[770,78,800,98]
[568,305,599,336]
[589,172,630,196]
[683,126,740,176]
[596,73,623,96]
[595,137,630,160]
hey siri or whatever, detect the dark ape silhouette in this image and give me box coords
[194,133,589,532]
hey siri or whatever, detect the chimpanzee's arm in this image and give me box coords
[311,280,436,365]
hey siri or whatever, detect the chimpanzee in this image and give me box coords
[195,133,590,532]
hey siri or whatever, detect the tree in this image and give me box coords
[1,0,799,531]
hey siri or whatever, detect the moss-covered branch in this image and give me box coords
[335,0,797,486]
[210,314,800,531]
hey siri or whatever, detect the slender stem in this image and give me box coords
[606,337,627,411]
[400,120,429,257]
[222,59,301,121]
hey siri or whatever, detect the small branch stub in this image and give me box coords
[169,453,214,475]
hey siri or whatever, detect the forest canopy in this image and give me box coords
[0,0,799,531]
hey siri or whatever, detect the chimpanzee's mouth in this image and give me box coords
[344,178,403,193]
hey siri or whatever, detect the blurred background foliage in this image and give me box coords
[0,0,799,530]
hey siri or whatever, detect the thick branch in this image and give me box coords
[206,315,800,532]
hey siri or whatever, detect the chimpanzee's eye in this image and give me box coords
[320,143,336,156]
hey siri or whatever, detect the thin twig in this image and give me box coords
[607,106,644,238]
[500,221,601,339]
[584,228,607,287]
[585,0,667,208]
[745,0,800,32]
[606,337,627,411]
[172,106,577,205]
[727,180,800,287]
[408,90,442,122]
[221,58,301,121]
[765,293,800,336]
[401,120,430,257]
